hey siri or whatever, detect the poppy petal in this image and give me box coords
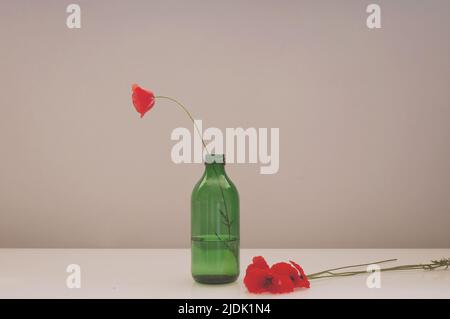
[131,84,155,118]
[268,273,295,294]
[289,260,310,288]
[243,268,272,294]
[245,256,270,275]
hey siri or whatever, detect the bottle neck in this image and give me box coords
[204,154,226,177]
[205,163,226,177]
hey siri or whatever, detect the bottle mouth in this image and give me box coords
[205,154,225,165]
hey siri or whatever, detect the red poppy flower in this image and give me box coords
[271,262,310,288]
[244,268,295,294]
[244,256,310,294]
[131,84,155,118]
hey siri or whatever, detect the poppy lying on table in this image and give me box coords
[244,256,310,294]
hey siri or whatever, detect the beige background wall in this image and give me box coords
[0,0,449,248]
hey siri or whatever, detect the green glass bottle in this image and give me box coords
[191,154,240,284]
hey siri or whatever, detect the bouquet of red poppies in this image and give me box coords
[243,255,450,294]
[244,256,310,294]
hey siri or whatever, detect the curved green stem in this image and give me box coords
[156,95,235,255]
[155,95,208,151]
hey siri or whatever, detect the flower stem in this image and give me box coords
[307,258,450,280]
[155,96,208,150]
[155,95,235,253]
[307,258,397,278]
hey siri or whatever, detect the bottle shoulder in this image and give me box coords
[192,171,239,199]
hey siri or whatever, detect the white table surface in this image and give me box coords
[1,249,449,299]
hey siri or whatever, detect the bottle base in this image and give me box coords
[193,274,238,284]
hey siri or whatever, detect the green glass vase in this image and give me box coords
[191,154,240,284]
